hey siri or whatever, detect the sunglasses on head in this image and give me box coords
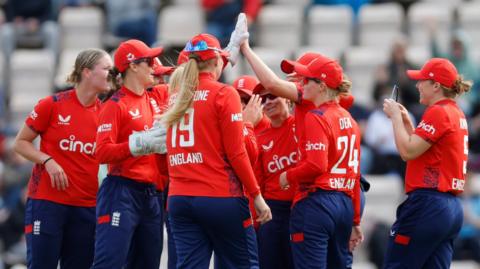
[303,77,322,84]
[260,94,278,104]
[132,57,154,66]
[184,40,221,53]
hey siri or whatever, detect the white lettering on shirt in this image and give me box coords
[329,177,356,190]
[169,152,204,166]
[59,135,96,155]
[339,117,352,130]
[193,90,210,101]
[267,152,298,173]
[452,178,465,191]
[306,141,326,151]
[418,120,436,135]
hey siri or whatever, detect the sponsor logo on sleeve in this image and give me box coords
[417,120,435,135]
[29,110,38,120]
[306,141,326,151]
[231,113,243,122]
[97,123,112,133]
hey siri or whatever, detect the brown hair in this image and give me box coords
[66,49,109,85]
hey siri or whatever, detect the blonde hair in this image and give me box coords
[169,65,185,95]
[440,75,473,98]
[162,53,219,126]
[326,75,352,100]
[66,49,109,85]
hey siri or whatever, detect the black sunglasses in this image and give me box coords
[132,57,154,66]
[260,94,278,104]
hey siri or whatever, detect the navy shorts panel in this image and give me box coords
[383,190,463,269]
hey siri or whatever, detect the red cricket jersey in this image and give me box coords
[405,99,469,195]
[293,84,317,162]
[95,86,158,183]
[255,116,297,201]
[26,89,100,207]
[147,84,170,191]
[244,122,258,165]
[286,101,362,225]
[166,72,260,198]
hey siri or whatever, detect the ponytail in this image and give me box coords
[162,58,199,126]
[168,65,185,95]
[441,75,473,98]
[327,75,352,100]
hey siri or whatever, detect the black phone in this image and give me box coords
[391,84,399,102]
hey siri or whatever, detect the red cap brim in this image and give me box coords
[294,63,313,78]
[281,59,296,74]
[237,88,253,96]
[147,47,164,58]
[406,70,426,81]
[153,66,174,76]
[252,83,266,95]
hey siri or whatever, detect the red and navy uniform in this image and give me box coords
[286,101,362,269]
[24,89,99,269]
[124,84,170,269]
[92,86,162,269]
[255,116,297,269]
[167,72,260,268]
[384,99,467,269]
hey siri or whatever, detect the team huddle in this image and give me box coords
[13,13,473,269]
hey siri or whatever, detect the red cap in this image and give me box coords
[232,75,264,96]
[294,55,343,89]
[152,58,174,76]
[281,52,322,74]
[114,39,164,73]
[177,50,189,65]
[339,95,354,110]
[406,58,458,88]
[184,33,229,62]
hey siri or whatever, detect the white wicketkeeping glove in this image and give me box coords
[225,13,249,66]
[128,123,167,156]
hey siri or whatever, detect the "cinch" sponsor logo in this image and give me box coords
[418,120,436,135]
[306,141,326,151]
[267,151,298,173]
[59,135,96,155]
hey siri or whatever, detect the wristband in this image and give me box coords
[42,157,53,165]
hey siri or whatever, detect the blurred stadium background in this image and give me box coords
[0,0,480,268]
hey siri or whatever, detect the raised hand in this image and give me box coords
[225,13,250,66]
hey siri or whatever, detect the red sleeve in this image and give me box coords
[414,105,449,144]
[25,96,54,133]
[254,152,266,193]
[286,112,328,183]
[217,86,260,198]
[254,114,270,133]
[243,0,262,21]
[244,122,258,166]
[95,101,132,163]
